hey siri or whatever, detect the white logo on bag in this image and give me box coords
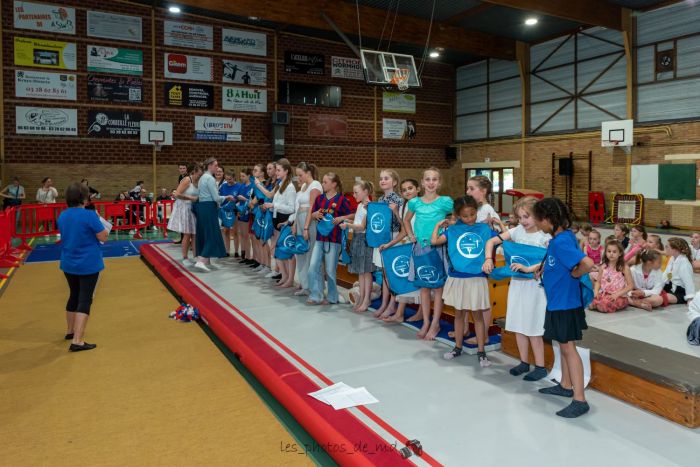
[416,265,439,284]
[369,212,385,234]
[510,255,531,267]
[283,235,296,249]
[391,255,410,278]
[256,216,266,227]
[456,232,484,259]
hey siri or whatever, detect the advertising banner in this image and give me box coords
[87,110,142,138]
[15,70,76,100]
[308,114,348,137]
[222,28,267,56]
[284,51,324,75]
[14,36,76,70]
[13,1,75,34]
[87,45,143,75]
[222,60,266,86]
[222,87,267,113]
[331,56,363,80]
[194,116,241,142]
[87,11,142,42]
[164,83,214,109]
[382,118,407,139]
[15,106,77,135]
[164,53,212,81]
[164,21,213,50]
[383,92,416,113]
[88,75,142,103]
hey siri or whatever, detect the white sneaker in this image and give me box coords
[257,266,271,275]
[181,258,194,267]
[264,270,278,278]
[294,289,310,296]
[208,262,221,270]
[253,265,264,272]
[194,262,211,273]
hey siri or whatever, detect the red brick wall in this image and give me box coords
[2,0,454,197]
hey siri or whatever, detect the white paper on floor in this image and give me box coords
[547,342,592,387]
[308,382,379,409]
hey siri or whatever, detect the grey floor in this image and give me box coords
[155,243,699,467]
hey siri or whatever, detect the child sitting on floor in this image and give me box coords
[590,239,633,313]
[628,249,665,311]
[662,237,696,305]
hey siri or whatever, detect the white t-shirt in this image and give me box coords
[508,224,550,248]
[629,264,664,297]
[272,183,297,216]
[36,187,58,203]
[295,180,322,210]
[352,204,367,233]
[477,203,499,223]
[691,246,700,262]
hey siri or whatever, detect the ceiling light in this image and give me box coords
[429,51,440,58]
[168,6,181,13]
[525,17,538,26]
[248,16,260,21]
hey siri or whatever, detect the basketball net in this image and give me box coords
[604,141,631,156]
[389,68,410,91]
[153,142,162,152]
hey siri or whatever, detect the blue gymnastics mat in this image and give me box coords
[25,240,171,263]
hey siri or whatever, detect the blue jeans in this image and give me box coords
[308,241,340,303]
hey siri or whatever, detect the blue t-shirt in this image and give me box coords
[219,182,238,197]
[541,230,586,311]
[444,221,498,278]
[58,207,106,275]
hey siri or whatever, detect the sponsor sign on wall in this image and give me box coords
[164,21,213,50]
[382,118,408,140]
[308,114,348,138]
[88,75,142,103]
[382,92,416,114]
[164,53,212,81]
[222,60,266,86]
[87,11,142,43]
[87,110,142,137]
[16,106,77,135]
[194,116,242,142]
[164,82,214,109]
[222,87,267,113]
[13,1,75,34]
[87,45,143,75]
[14,37,76,70]
[284,51,325,75]
[331,56,363,80]
[221,28,267,56]
[15,70,76,101]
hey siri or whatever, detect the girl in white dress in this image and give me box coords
[483,196,550,381]
[168,163,202,265]
[294,162,322,296]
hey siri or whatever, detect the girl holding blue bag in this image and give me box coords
[402,167,453,340]
[295,162,322,296]
[218,171,239,257]
[248,164,273,275]
[307,173,353,305]
[483,196,551,380]
[433,195,498,367]
[340,180,376,312]
[235,168,254,264]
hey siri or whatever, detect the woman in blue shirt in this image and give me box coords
[57,183,109,352]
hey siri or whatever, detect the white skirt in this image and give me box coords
[373,231,399,268]
[443,276,490,311]
[504,278,546,336]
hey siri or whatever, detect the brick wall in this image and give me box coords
[2,0,455,199]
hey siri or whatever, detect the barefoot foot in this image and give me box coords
[406,313,422,322]
[417,326,429,339]
[424,325,441,341]
[383,314,404,323]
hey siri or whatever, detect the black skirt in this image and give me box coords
[664,283,687,304]
[273,212,291,230]
[544,307,588,343]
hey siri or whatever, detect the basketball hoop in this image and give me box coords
[389,68,410,91]
[153,142,162,152]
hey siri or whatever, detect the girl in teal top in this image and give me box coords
[403,167,454,341]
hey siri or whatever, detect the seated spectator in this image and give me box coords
[36,177,58,204]
[628,250,665,311]
[1,177,26,210]
[690,232,700,273]
[81,179,100,200]
[129,180,144,199]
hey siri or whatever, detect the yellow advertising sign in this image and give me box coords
[14,36,77,70]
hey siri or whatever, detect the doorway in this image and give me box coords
[465,168,514,215]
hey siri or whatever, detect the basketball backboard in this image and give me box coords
[601,119,633,147]
[360,49,421,88]
[140,121,173,146]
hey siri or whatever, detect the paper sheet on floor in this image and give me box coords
[308,382,379,409]
[308,382,354,404]
[548,342,592,387]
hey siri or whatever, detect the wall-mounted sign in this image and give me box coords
[383,92,416,114]
[164,53,212,81]
[222,86,267,113]
[164,21,213,50]
[87,11,142,43]
[13,1,75,34]
[15,70,76,101]
[222,60,266,86]
[308,114,347,138]
[331,56,363,80]
[16,106,77,135]
[87,45,143,75]
[164,82,214,109]
[194,116,241,142]
[284,51,325,75]
[222,28,267,56]
[14,36,76,70]
[88,75,142,103]
[383,118,409,140]
[87,110,142,138]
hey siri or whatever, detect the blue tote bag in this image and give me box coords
[291,235,310,255]
[317,213,335,237]
[252,205,262,238]
[339,229,352,265]
[490,241,547,281]
[365,202,392,248]
[381,244,419,295]
[446,223,495,275]
[260,210,274,242]
[219,201,236,229]
[274,225,296,260]
[411,245,447,289]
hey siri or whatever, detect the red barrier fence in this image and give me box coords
[14,203,67,249]
[0,207,25,278]
[152,199,174,238]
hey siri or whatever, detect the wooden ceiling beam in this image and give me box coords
[481,0,622,30]
[174,0,516,59]
[443,3,493,26]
